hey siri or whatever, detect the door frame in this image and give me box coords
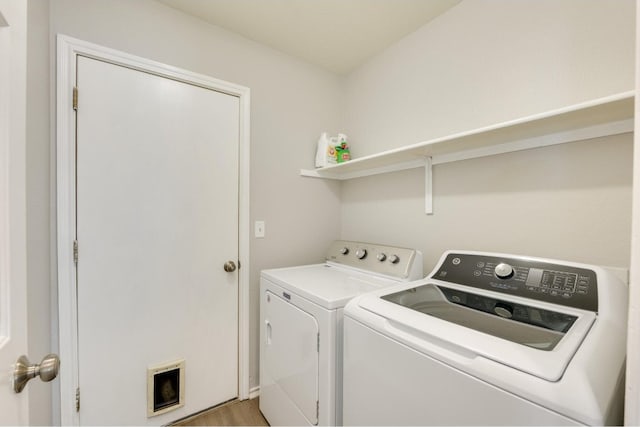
[625,4,640,422]
[0,8,10,353]
[56,35,251,425]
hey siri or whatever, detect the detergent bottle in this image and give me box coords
[335,134,351,163]
[315,132,330,168]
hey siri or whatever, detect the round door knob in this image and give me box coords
[355,249,367,259]
[13,354,60,393]
[38,354,60,382]
[389,254,400,264]
[224,261,237,272]
[494,263,514,279]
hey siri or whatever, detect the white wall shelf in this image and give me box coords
[301,91,635,214]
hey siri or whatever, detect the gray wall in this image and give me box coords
[26,1,52,425]
[341,0,635,272]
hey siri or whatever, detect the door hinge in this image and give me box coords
[73,86,78,110]
[75,387,80,412]
[73,240,79,264]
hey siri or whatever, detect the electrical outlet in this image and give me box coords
[255,221,265,238]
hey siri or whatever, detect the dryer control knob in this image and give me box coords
[340,247,349,255]
[377,253,387,262]
[494,263,514,279]
[389,254,400,264]
[356,249,367,259]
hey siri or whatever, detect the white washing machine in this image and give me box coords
[259,240,423,426]
[343,250,628,426]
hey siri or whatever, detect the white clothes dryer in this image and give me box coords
[259,240,423,426]
[343,250,627,426]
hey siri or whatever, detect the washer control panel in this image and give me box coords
[433,253,598,312]
[325,240,423,280]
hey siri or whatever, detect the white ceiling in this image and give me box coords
[157,0,461,75]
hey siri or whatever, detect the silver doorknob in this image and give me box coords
[13,354,60,393]
[223,261,237,272]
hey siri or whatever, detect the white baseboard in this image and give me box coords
[248,386,260,399]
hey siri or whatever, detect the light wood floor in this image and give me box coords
[172,398,269,426]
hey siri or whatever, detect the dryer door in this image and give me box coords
[262,291,319,425]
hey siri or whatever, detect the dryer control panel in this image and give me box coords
[433,253,598,312]
[325,240,423,281]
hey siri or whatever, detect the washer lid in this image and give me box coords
[383,284,577,351]
[354,281,596,381]
[261,263,401,309]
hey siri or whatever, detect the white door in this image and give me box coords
[75,55,240,425]
[0,2,29,425]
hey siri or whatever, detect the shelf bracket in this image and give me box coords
[425,156,433,215]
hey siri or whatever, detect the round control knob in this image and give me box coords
[388,254,400,264]
[494,263,514,279]
[355,248,367,259]
[376,253,387,262]
[339,247,349,255]
[494,302,514,319]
